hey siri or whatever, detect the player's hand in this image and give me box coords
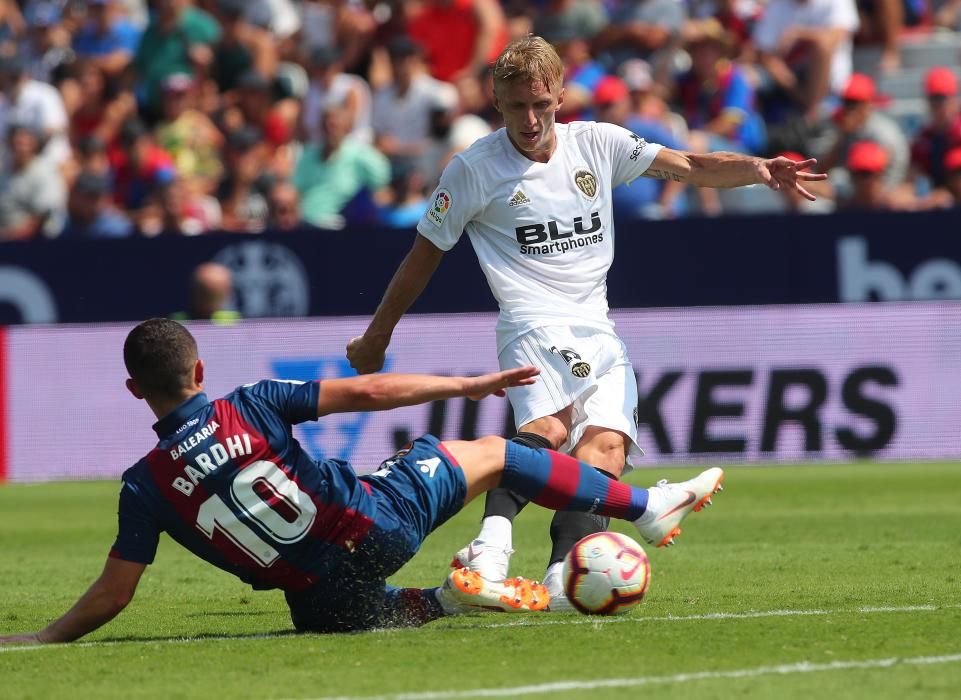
[464,366,540,401]
[758,156,828,202]
[346,335,388,375]
[0,632,42,645]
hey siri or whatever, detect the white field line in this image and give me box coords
[302,654,961,700]
[0,602,958,655]
[453,603,961,630]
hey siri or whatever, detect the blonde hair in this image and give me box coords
[492,36,564,95]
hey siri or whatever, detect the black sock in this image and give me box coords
[547,468,615,566]
[481,432,554,521]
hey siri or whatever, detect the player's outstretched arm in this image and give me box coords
[316,366,539,416]
[346,234,445,375]
[0,558,145,645]
[643,148,829,201]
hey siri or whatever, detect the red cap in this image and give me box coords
[593,76,629,106]
[842,73,876,102]
[847,141,888,173]
[945,147,961,172]
[776,151,812,172]
[778,152,805,162]
[925,67,958,97]
[263,111,290,147]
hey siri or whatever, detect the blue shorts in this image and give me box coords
[285,435,467,632]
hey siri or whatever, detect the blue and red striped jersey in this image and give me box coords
[110,380,378,592]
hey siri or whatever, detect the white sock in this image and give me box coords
[635,486,665,527]
[543,561,565,589]
[476,515,513,550]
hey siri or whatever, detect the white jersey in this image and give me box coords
[417,121,663,353]
[753,0,859,93]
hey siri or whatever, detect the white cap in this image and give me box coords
[431,82,459,112]
[618,59,653,93]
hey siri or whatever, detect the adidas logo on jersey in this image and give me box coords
[508,189,531,207]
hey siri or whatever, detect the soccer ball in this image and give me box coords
[562,531,651,615]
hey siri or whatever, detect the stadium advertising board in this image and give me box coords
[1,302,958,482]
[2,210,961,325]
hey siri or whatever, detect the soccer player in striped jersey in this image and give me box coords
[347,35,824,610]
[0,318,723,644]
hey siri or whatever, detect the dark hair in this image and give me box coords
[123,318,198,399]
[387,36,422,59]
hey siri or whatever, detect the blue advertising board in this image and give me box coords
[1,210,960,324]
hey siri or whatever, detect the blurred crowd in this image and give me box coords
[1,0,961,240]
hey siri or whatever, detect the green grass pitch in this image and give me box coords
[1,462,960,700]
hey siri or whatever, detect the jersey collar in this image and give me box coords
[152,392,210,439]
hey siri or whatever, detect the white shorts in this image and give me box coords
[499,325,643,469]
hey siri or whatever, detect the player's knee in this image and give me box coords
[598,445,628,476]
[573,432,628,476]
[519,422,567,449]
[463,435,508,475]
[473,435,507,454]
[510,431,554,451]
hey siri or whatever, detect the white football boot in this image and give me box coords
[450,539,513,582]
[634,467,724,547]
[439,568,550,612]
[542,562,575,613]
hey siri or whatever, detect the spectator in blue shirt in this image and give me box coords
[59,171,134,238]
[73,0,141,79]
[543,26,607,123]
[22,2,73,84]
[73,0,140,77]
[675,19,766,155]
[374,158,430,229]
[593,75,689,219]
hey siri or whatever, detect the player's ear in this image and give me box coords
[194,359,204,387]
[125,378,144,400]
[556,86,565,111]
[491,86,502,114]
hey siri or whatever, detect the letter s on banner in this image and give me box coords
[0,266,57,324]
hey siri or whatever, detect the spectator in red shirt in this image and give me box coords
[218,69,298,178]
[910,67,961,190]
[406,0,508,82]
[67,60,137,147]
[109,119,177,212]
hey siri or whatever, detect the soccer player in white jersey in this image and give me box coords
[348,36,826,610]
